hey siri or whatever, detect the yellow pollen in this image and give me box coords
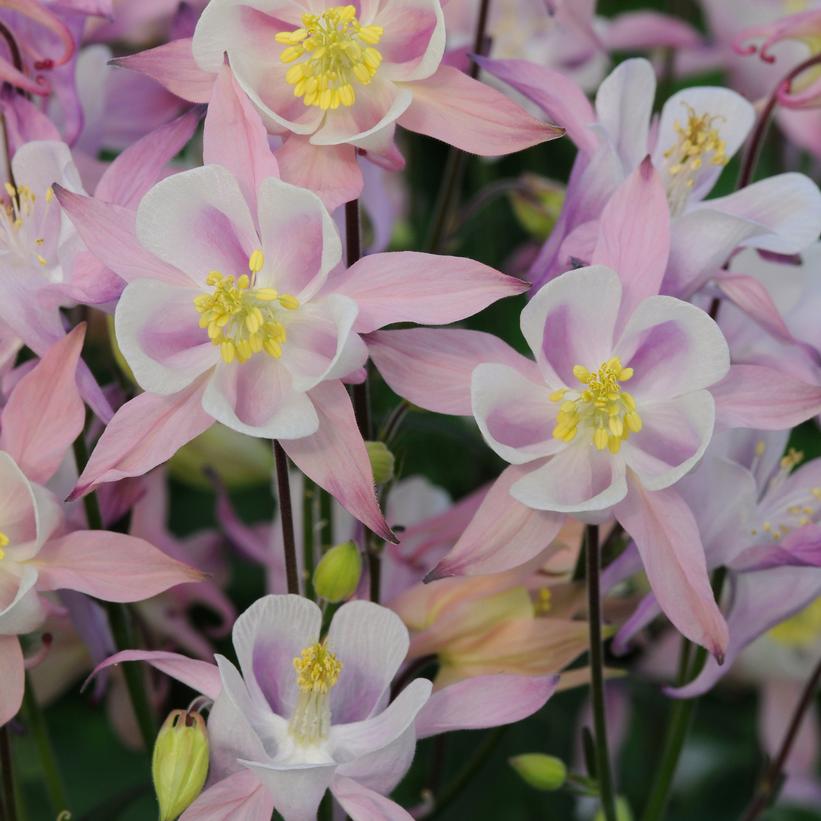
[534,587,552,615]
[193,252,299,364]
[0,530,7,560]
[293,642,342,694]
[276,4,383,110]
[780,447,804,471]
[2,182,54,269]
[551,357,640,455]
[768,597,821,648]
[289,641,342,746]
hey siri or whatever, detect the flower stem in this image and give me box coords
[72,429,156,750]
[21,676,69,816]
[740,654,821,821]
[585,523,618,821]
[302,476,316,599]
[640,567,726,821]
[0,725,17,821]
[274,441,300,595]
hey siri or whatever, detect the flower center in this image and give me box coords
[662,103,728,215]
[1,183,53,268]
[0,530,8,560]
[193,250,299,365]
[550,357,642,455]
[768,596,821,648]
[289,642,342,746]
[276,4,384,110]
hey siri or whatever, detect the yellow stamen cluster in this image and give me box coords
[2,182,53,267]
[768,596,821,648]
[550,357,641,455]
[752,486,821,540]
[293,642,343,694]
[0,530,8,560]
[534,587,552,615]
[193,250,299,365]
[276,5,383,110]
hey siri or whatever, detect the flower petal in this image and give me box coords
[331,776,413,821]
[181,770,275,821]
[0,636,24,726]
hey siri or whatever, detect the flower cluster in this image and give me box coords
[0,1,819,820]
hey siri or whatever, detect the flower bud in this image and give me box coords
[313,541,362,603]
[365,441,395,485]
[509,753,567,791]
[595,797,633,821]
[509,174,565,241]
[152,710,209,821]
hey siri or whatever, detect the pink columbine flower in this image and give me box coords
[112,0,562,208]
[0,327,203,727]
[94,594,557,819]
[58,64,527,539]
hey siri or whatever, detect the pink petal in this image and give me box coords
[429,465,565,578]
[72,378,213,497]
[204,64,279,212]
[475,56,597,154]
[414,674,558,739]
[276,136,363,213]
[0,325,85,485]
[331,251,528,334]
[280,381,394,542]
[181,770,274,821]
[35,530,204,600]
[712,364,821,430]
[113,39,215,104]
[614,478,728,658]
[591,157,670,324]
[369,0,444,82]
[0,635,24,726]
[366,328,540,416]
[88,649,222,700]
[717,273,802,346]
[331,777,413,821]
[604,10,702,50]
[399,65,564,156]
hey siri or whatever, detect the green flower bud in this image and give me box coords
[365,441,395,485]
[152,710,209,821]
[509,753,567,791]
[595,797,634,821]
[509,174,566,241]
[313,541,362,603]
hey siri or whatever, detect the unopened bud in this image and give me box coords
[595,797,633,821]
[152,710,209,821]
[313,541,362,603]
[509,753,567,791]
[366,441,395,485]
[509,174,565,241]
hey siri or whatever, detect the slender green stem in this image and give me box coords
[0,725,18,821]
[427,727,505,819]
[640,567,727,821]
[585,524,618,821]
[319,488,333,548]
[274,441,300,595]
[21,677,69,816]
[302,476,316,600]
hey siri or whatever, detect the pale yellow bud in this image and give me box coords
[509,753,567,791]
[313,541,362,603]
[365,441,395,485]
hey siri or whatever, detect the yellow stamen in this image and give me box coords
[289,642,342,746]
[277,5,384,110]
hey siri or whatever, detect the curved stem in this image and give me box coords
[740,654,821,821]
[274,441,300,595]
[585,524,618,821]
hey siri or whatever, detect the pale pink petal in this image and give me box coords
[712,364,821,430]
[511,442,628,513]
[136,165,260,287]
[399,65,564,155]
[429,465,565,578]
[0,565,45,635]
[181,770,275,821]
[239,759,335,821]
[330,251,528,334]
[204,64,279,212]
[716,273,798,346]
[276,136,363,213]
[414,674,558,739]
[87,649,222,700]
[72,378,213,497]
[367,328,540,416]
[476,56,596,154]
[520,265,621,387]
[371,0,444,82]
[0,325,85,484]
[471,363,561,465]
[591,158,670,323]
[256,177,341,300]
[35,530,203,600]
[0,635,24,726]
[331,776,413,821]
[614,478,728,658]
[115,280,216,395]
[604,11,702,51]
[280,381,393,541]
[326,600,410,722]
[113,39,215,104]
